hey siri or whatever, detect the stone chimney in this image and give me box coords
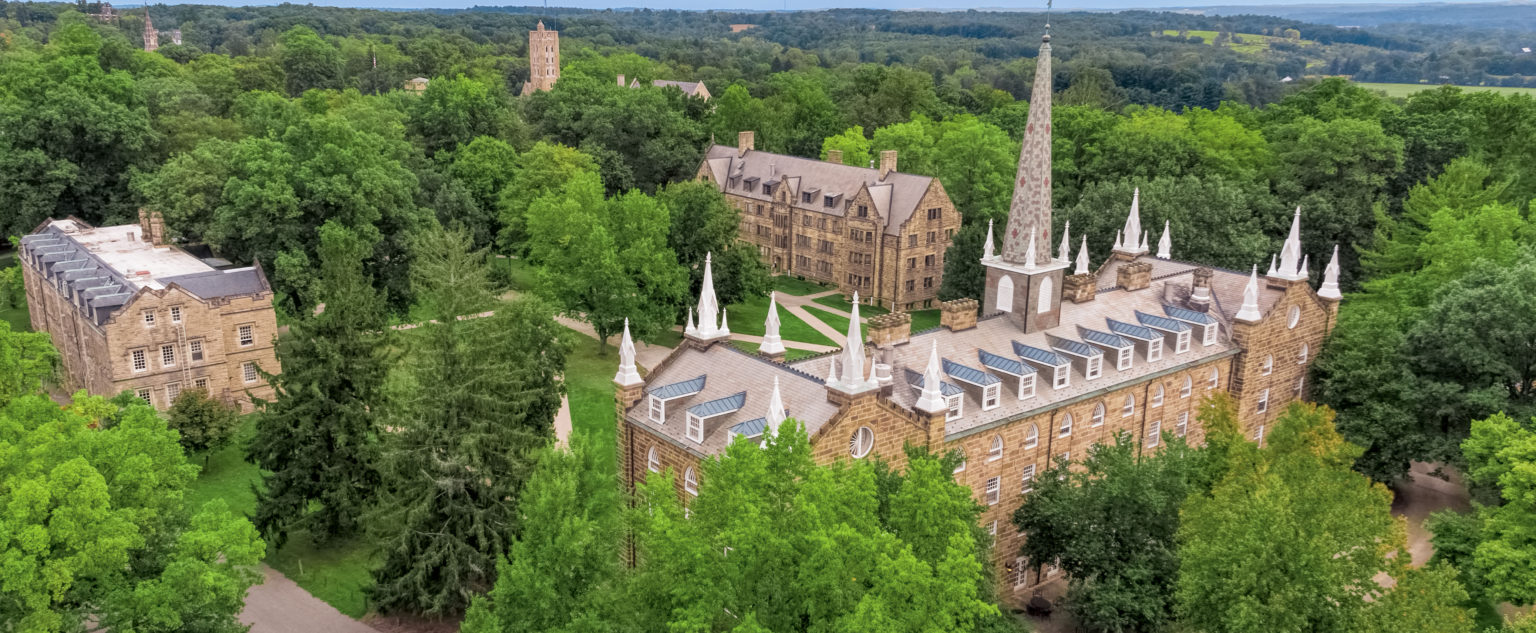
[1189,268,1213,312]
[1062,273,1097,304]
[868,311,911,347]
[137,208,166,246]
[826,149,843,165]
[879,150,898,179]
[939,298,978,332]
[738,130,755,156]
[1116,261,1153,292]
[617,74,625,87]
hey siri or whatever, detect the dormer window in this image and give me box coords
[945,394,964,421]
[982,383,1000,410]
[683,391,747,445]
[761,183,772,195]
[1054,366,1070,389]
[1149,339,1163,361]
[648,396,666,423]
[1116,347,1132,371]
[644,375,707,426]
[1086,356,1102,380]
[1202,323,1218,346]
[801,192,813,203]
[1018,373,1036,400]
[1176,331,1190,354]
[686,413,705,442]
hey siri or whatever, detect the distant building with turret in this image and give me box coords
[142,10,158,52]
[521,21,559,96]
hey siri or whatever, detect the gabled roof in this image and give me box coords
[1164,304,1218,326]
[903,368,964,397]
[1079,327,1132,350]
[1135,311,1191,333]
[978,349,1033,376]
[1048,335,1103,360]
[648,375,706,400]
[731,418,767,438]
[702,144,937,236]
[943,358,1001,386]
[1014,341,1069,367]
[1107,318,1160,341]
[689,391,747,418]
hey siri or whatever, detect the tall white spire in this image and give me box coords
[840,292,875,390]
[763,376,787,444]
[1057,221,1071,263]
[613,318,643,386]
[1114,188,1148,255]
[696,252,722,336]
[1266,255,1277,278]
[760,292,786,356]
[914,340,948,414]
[1235,265,1263,322]
[982,219,996,261]
[1074,236,1090,275]
[1272,206,1306,281]
[1318,245,1342,300]
[1156,220,1171,259]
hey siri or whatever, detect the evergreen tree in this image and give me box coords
[369,226,568,616]
[247,222,392,548]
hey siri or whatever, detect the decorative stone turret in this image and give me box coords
[686,252,731,346]
[914,340,948,415]
[940,298,978,332]
[762,376,788,446]
[1156,220,1171,259]
[1056,221,1071,263]
[1268,207,1308,283]
[1189,268,1213,312]
[1318,245,1342,301]
[868,311,912,346]
[828,292,878,397]
[1116,261,1153,292]
[613,318,643,387]
[1112,188,1149,259]
[759,291,787,362]
[982,219,996,261]
[1235,265,1263,322]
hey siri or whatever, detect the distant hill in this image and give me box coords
[1192,2,1536,31]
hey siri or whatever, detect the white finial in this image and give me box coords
[1140,230,1149,253]
[613,318,643,386]
[719,308,731,336]
[1300,255,1310,280]
[1057,221,1071,263]
[763,376,787,445]
[760,292,786,356]
[1266,254,1277,278]
[685,307,697,336]
[841,292,872,389]
[1116,188,1147,254]
[826,357,840,386]
[914,340,948,414]
[982,219,996,261]
[1318,244,1342,300]
[1156,220,1171,259]
[1024,231,1038,269]
[1235,265,1263,322]
[696,252,721,337]
[1074,236,1090,275]
[1275,206,1305,280]
[1113,229,1123,251]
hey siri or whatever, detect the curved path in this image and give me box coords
[240,565,380,633]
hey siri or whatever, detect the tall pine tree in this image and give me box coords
[369,225,568,616]
[248,221,391,547]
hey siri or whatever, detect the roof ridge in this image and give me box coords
[719,340,827,386]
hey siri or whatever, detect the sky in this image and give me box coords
[129,0,1508,11]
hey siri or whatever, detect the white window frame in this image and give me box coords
[1298,343,1309,364]
[143,310,155,327]
[1091,403,1105,428]
[1152,384,1164,407]
[684,467,699,496]
[189,339,203,362]
[1181,376,1192,398]
[1262,354,1273,375]
[989,435,1005,461]
[982,383,1001,410]
[193,377,209,390]
[1053,365,1070,389]
[1147,338,1163,362]
[1255,425,1266,446]
[1018,373,1036,400]
[648,396,665,424]
[131,349,147,373]
[1208,367,1220,390]
[170,306,182,323]
[1296,375,1305,394]
[1122,394,1135,418]
[1116,347,1132,371]
[850,427,874,459]
[1021,464,1036,494]
[1148,420,1162,447]
[1059,413,1073,437]
[1175,330,1191,354]
[242,361,258,383]
[1085,355,1103,380]
[990,521,998,536]
[1013,557,1030,588]
[1177,412,1190,437]
[646,447,660,473]
[166,382,181,403]
[135,387,152,403]
[1258,388,1270,413]
[1202,323,1218,346]
[945,394,964,421]
[985,477,1001,505]
[161,344,176,368]
[686,413,705,443]
[238,324,254,347]
[1024,425,1039,449]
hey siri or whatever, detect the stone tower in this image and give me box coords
[982,27,1068,333]
[142,9,159,52]
[522,20,560,96]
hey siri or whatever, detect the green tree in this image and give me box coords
[0,391,263,633]
[762,73,847,158]
[280,26,341,96]
[1361,157,1511,282]
[247,222,392,548]
[820,125,872,166]
[0,321,57,406]
[370,226,567,616]
[165,387,241,459]
[524,75,706,194]
[708,84,769,148]
[872,116,939,176]
[443,135,519,249]
[1449,413,1536,605]
[496,141,600,255]
[929,115,1018,222]
[1013,433,1202,633]
[461,432,619,633]
[409,75,515,157]
[659,180,769,308]
[525,173,687,352]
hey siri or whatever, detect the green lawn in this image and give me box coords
[725,294,838,348]
[803,305,865,342]
[812,294,890,316]
[562,327,622,460]
[185,421,261,517]
[730,340,820,362]
[1159,29,1313,54]
[493,255,537,292]
[909,309,942,333]
[1354,82,1536,99]
[770,275,836,297]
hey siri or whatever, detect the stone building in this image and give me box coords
[619,74,711,100]
[142,9,158,52]
[619,27,1340,604]
[404,77,430,94]
[696,132,962,311]
[521,20,560,96]
[18,213,281,412]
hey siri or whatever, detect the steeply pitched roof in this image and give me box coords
[701,145,937,236]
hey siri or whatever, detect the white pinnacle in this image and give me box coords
[763,376,787,444]
[826,357,839,387]
[1116,188,1146,254]
[1300,255,1310,280]
[685,307,697,336]
[1318,244,1342,300]
[1024,231,1038,270]
[1276,206,1304,280]
[1235,265,1263,322]
[613,318,642,385]
[842,292,873,389]
[760,292,786,356]
[1074,236,1090,275]
[1057,221,1071,263]
[1113,229,1123,251]
[719,308,731,336]
[1266,254,1277,278]
[914,340,948,414]
[1140,230,1149,253]
[1156,220,1171,259]
[696,252,721,337]
[982,219,996,261]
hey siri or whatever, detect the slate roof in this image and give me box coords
[648,375,706,400]
[1079,327,1132,350]
[1107,318,1159,341]
[943,358,1001,386]
[161,268,267,299]
[1165,304,1219,325]
[689,391,747,418]
[731,418,767,439]
[903,368,965,396]
[701,145,936,236]
[1135,311,1191,333]
[978,349,1032,376]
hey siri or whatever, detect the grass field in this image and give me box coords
[1354,82,1536,99]
[730,340,819,362]
[803,305,865,342]
[909,309,942,333]
[771,275,836,297]
[1160,29,1312,55]
[811,294,890,317]
[725,294,838,348]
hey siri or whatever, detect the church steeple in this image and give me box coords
[1000,30,1055,267]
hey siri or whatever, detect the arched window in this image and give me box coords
[683,467,699,496]
[1152,384,1165,407]
[647,447,660,473]
[1298,343,1309,364]
[850,427,874,459]
[1122,394,1135,418]
[1024,425,1039,449]
[996,275,1014,313]
[1181,376,1193,398]
[990,434,1005,460]
[1288,305,1301,329]
[1091,403,1105,427]
[1208,367,1220,389]
[1262,355,1274,375]
[1059,413,1073,437]
[1037,276,1054,314]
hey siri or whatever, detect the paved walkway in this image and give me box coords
[241,565,380,633]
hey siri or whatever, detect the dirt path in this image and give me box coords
[241,565,381,633]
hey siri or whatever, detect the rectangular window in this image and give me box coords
[648,396,664,423]
[865,231,873,242]
[923,277,933,288]
[1021,465,1036,494]
[985,477,1000,505]
[1258,388,1270,413]
[858,205,868,217]
[166,382,181,403]
[1014,557,1030,587]
[1117,347,1132,371]
[190,340,203,362]
[802,192,812,204]
[1018,373,1036,400]
[824,196,836,208]
[1148,421,1162,447]
[1177,412,1189,437]
[136,387,152,404]
[924,254,935,267]
[161,344,175,368]
[143,310,155,327]
[132,349,147,372]
[1176,331,1190,354]
[990,521,997,536]
[170,306,182,323]
[194,377,209,390]
[906,280,915,292]
[802,215,812,226]
[927,208,941,220]
[982,383,1000,410]
[1086,356,1102,380]
[242,362,258,383]
[1203,323,1218,346]
[238,325,254,347]
[686,414,704,443]
[945,394,964,421]
[907,257,916,269]
[927,231,936,244]
[908,234,917,247]
[1148,338,1163,362]
[1053,366,1069,389]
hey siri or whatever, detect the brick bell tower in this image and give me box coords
[982,27,1068,332]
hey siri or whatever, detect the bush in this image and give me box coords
[167,388,242,457]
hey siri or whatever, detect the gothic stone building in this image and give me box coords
[697,131,961,311]
[620,28,1342,605]
[19,213,280,412]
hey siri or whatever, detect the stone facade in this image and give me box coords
[19,216,279,412]
[697,132,961,311]
[521,21,559,96]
